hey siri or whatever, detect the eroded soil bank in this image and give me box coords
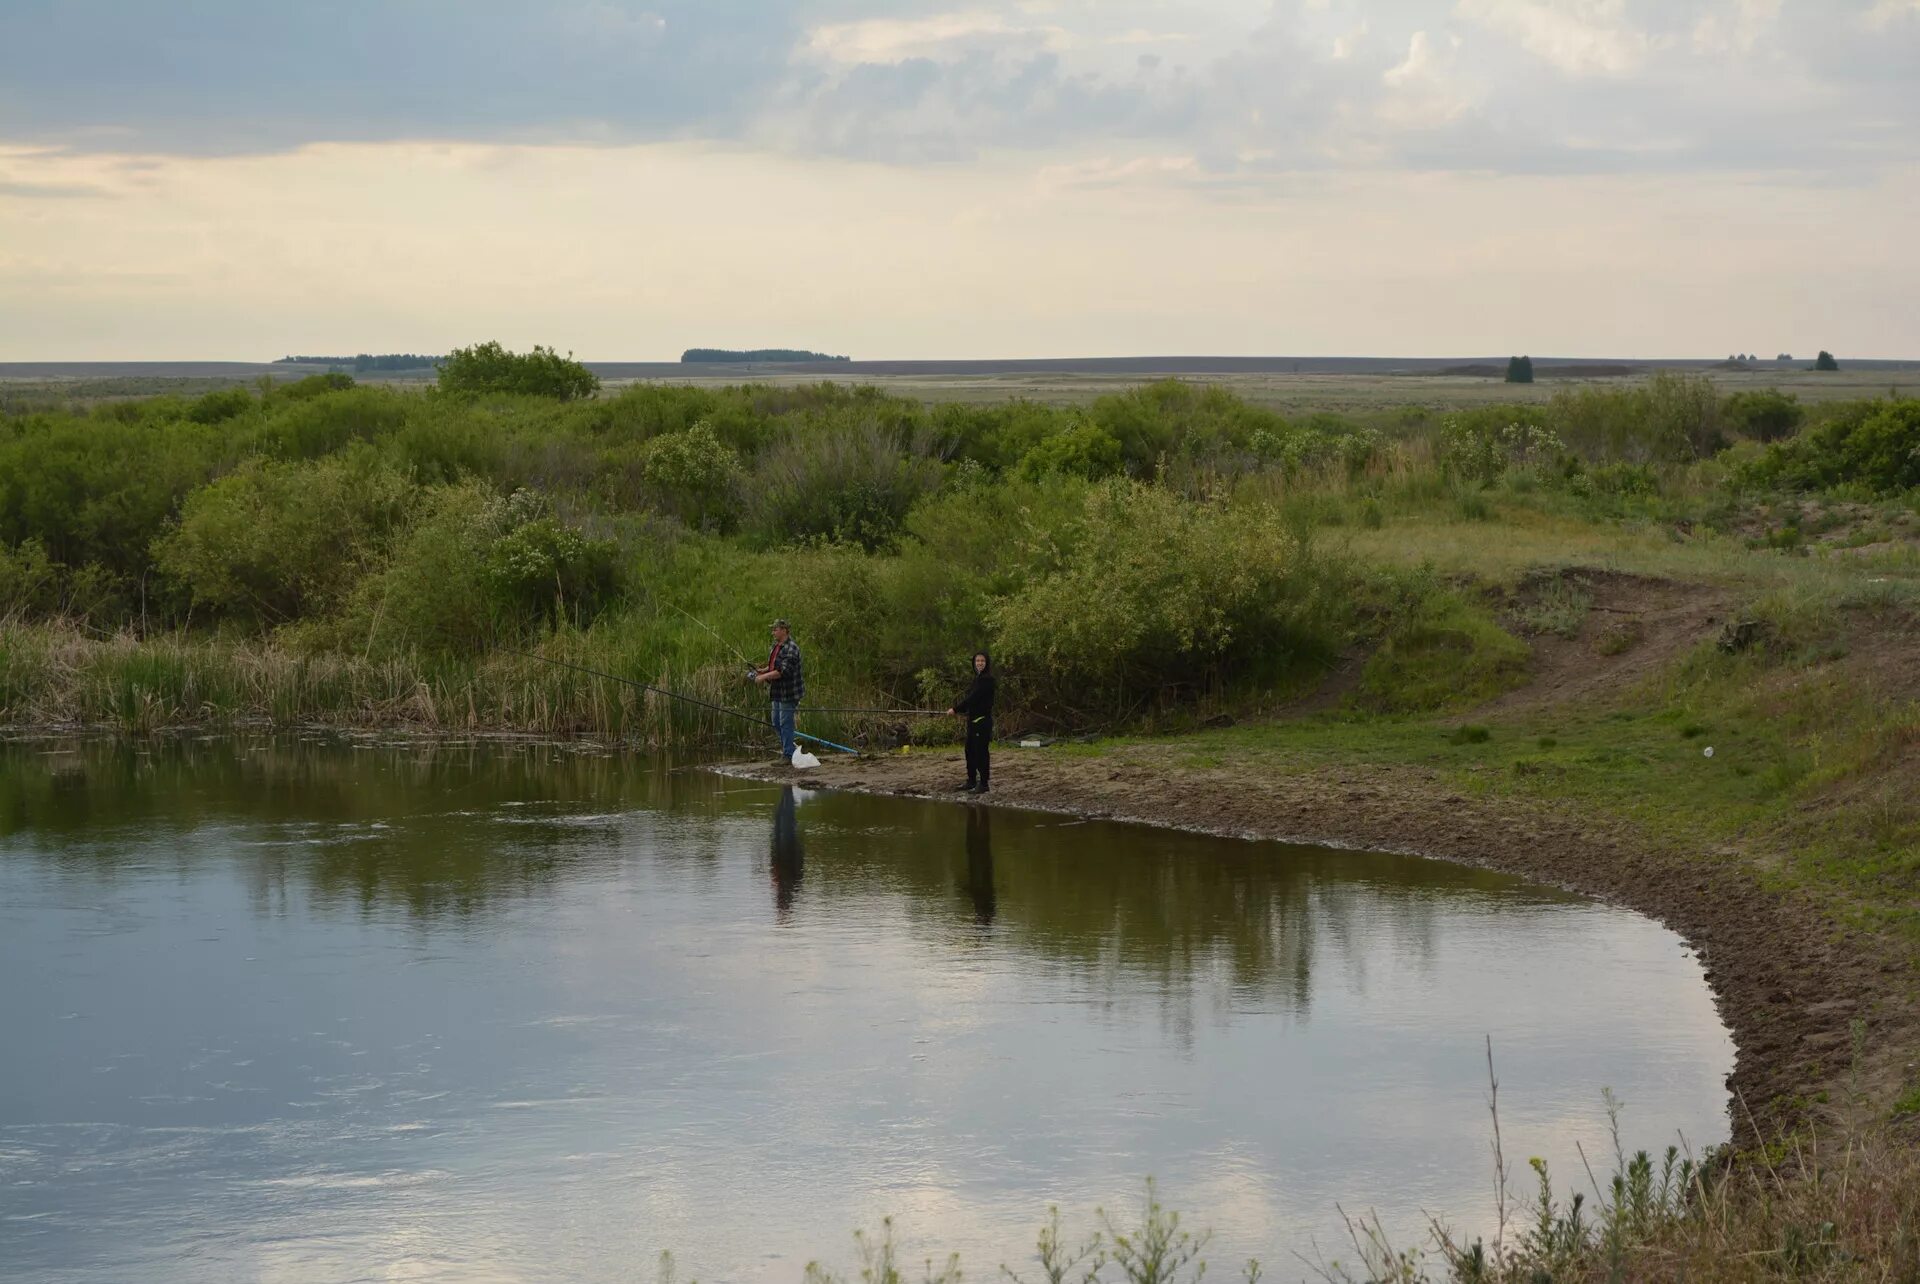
[722,745,1909,1131]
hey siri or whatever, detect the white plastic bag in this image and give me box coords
[790,748,821,769]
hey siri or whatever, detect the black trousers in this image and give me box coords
[965,720,992,786]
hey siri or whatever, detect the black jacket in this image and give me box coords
[954,670,996,723]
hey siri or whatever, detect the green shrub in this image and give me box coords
[1085,380,1282,474]
[933,399,1074,472]
[0,538,60,618]
[153,450,415,624]
[351,483,621,653]
[1722,389,1804,442]
[742,421,945,550]
[480,494,623,628]
[249,385,414,459]
[988,480,1336,714]
[1436,409,1564,484]
[1016,421,1125,480]
[0,409,228,584]
[1642,371,1726,457]
[186,387,255,425]
[1550,373,1723,463]
[436,341,600,401]
[637,421,743,531]
[1737,399,1920,496]
[1251,415,1382,478]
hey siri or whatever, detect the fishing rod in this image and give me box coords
[663,604,944,719]
[665,601,754,669]
[807,706,947,716]
[501,647,860,756]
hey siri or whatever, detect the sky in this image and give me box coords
[1,0,1915,361]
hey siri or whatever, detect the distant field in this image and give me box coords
[4,358,1915,414]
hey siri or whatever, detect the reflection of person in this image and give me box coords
[750,619,805,762]
[964,805,995,927]
[946,650,995,794]
[770,786,803,921]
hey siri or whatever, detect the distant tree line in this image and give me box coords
[681,348,850,364]
[276,354,444,372]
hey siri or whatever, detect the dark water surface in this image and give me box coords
[0,736,1732,1282]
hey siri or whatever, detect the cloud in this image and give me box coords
[0,0,1915,182]
[0,179,114,199]
[1861,0,1920,27]
[806,10,1068,63]
[1452,0,1653,76]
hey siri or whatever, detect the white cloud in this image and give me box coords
[1379,30,1474,126]
[1860,0,1920,27]
[1383,29,1437,85]
[805,10,1067,64]
[1453,0,1654,75]
[1691,0,1781,54]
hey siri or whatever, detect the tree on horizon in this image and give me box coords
[1505,355,1535,384]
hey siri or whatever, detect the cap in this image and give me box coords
[771,618,791,630]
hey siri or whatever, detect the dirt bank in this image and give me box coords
[721,745,1908,1131]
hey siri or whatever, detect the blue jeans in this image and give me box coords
[771,700,798,759]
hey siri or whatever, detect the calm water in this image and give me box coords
[0,737,1732,1282]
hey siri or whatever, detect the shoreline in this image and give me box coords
[719,745,1906,1132]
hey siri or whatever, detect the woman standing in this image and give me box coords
[948,651,995,795]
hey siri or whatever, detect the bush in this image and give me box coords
[637,421,743,531]
[1721,389,1804,442]
[186,387,255,425]
[1085,380,1281,473]
[272,372,357,401]
[480,493,623,627]
[1436,410,1564,484]
[0,409,228,584]
[153,450,415,624]
[1251,415,1383,478]
[1737,398,1920,496]
[932,399,1074,472]
[437,341,600,401]
[1642,371,1726,457]
[351,483,622,652]
[988,480,1336,714]
[1549,373,1723,463]
[1016,421,1125,480]
[248,385,415,459]
[0,538,60,618]
[742,420,945,550]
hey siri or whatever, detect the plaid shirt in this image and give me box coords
[766,639,804,704]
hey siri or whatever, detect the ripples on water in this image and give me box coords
[0,736,1733,1282]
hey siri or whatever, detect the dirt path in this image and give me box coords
[721,745,1908,1131]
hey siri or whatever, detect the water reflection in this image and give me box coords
[964,805,996,928]
[0,736,1539,1011]
[771,785,803,921]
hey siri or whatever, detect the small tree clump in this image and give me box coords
[436,341,600,401]
[1505,355,1535,384]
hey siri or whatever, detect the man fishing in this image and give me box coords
[748,618,805,762]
